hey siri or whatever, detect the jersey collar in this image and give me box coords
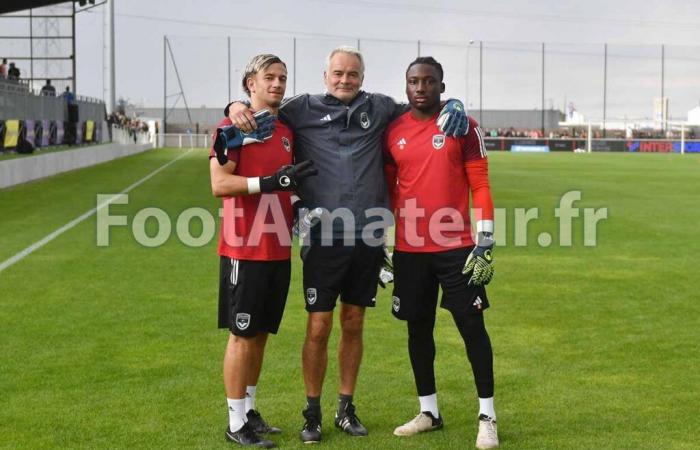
[323,90,367,107]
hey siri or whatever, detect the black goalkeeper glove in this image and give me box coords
[259,160,318,193]
[462,232,495,286]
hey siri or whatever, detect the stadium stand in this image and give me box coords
[0,77,106,155]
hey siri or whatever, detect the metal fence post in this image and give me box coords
[587,122,592,153]
[681,124,685,155]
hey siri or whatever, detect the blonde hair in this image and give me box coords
[242,54,287,96]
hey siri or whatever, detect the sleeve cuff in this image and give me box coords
[247,177,261,194]
[476,220,494,234]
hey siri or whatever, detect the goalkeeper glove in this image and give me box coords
[213,110,276,166]
[257,160,318,193]
[436,99,469,137]
[378,245,394,289]
[463,232,495,286]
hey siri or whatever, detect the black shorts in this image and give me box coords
[218,256,291,336]
[391,246,489,321]
[302,240,383,312]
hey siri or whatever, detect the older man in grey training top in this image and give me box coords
[226,46,469,444]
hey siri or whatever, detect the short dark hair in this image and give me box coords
[405,56,444,81]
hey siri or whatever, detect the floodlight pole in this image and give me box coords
[541,42,545,137]
[227,36,231,101]
[72,1,76,93]
[479,40,483,126]
[603,43,608,138]
[163,35,167,134]
[104,0,115,114]
[661,44,666,132]
[29,9,34,89]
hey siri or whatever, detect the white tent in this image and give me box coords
[687,106,700,125]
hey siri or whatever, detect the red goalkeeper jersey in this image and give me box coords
[383,112,493,253]
[209,118,294,261]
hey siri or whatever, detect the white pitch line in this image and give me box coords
[0,149,194,274]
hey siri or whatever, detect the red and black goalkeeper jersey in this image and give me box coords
[383,112,493,253]
[209,118,294,261]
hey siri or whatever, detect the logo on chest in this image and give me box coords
[360,112,371,129]
[281,136,291,152]
[397,137,407,150]
[432,134,445,150]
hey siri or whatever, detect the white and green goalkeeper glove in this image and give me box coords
[463,232,495,286]
[378,245,394,289]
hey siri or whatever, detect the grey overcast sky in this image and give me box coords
[5,0,700,119]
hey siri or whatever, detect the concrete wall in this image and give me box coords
[0,143,153,189]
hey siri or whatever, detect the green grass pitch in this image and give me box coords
[1,148,698,449]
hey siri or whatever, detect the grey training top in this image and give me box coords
[278,91,406,238]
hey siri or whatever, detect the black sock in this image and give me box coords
[452,312,494,398]
[306,396,321,416]
[337,393,353,413]
[407,315,437,396]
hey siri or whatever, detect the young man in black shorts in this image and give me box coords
[210,54,316,448]
[383,56,499,449]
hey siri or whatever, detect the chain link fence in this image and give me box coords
[163,35,700,129]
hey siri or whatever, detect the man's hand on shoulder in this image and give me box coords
[213,110,276,166]
[227,101,257,133]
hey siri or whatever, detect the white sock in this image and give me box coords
[227,398,247,432]
[245,385,257,412]
[418,393,440,418]
[478,397,496,420]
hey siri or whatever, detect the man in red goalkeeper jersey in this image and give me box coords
[383,56,499,449]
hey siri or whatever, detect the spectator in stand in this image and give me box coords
[63,86,75,104]
[41,79,56,96]
[8,62,20,81]
[0,59,7,79]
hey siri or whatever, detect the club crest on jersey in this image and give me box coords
[392,296,401,312]
[306,288,317,305]
[360,112,371,129]
[281,136,291,152]
[432,134,445,150]
[236,313,251,330]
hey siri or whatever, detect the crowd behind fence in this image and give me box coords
[111,125,152,146]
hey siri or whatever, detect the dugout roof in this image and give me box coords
[0,1,83,15]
